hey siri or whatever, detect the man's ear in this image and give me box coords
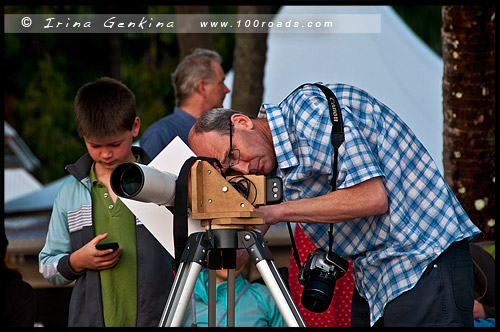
[231,113,254,130]
[196,79,206,97]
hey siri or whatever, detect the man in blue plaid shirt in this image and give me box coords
[188,83,481,327]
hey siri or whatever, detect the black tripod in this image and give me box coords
[158,228,305,327]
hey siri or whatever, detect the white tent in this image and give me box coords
[224,5,444,173]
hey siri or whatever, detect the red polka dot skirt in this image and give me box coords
[288,224,355,327]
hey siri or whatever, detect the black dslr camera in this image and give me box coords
[297,248,349,312]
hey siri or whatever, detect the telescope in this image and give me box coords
[111,161,283,213]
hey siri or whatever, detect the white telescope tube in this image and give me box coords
[111,162,177,206]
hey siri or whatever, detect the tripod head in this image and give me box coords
[190,160,265,229]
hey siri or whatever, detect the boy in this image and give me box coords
[181,249,286,327]
[39,77,174,327]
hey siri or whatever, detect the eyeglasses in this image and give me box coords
[224,120,240,170]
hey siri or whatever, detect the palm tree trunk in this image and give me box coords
[441,6,495,240]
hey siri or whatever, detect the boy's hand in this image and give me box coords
[69,233,123,273]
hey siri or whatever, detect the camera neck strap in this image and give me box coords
[286,83,345,269]
[173,156,224,271]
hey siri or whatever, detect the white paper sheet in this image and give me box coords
[120,136,204,258]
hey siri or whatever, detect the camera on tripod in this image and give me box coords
[297,248,349,313]
[226,174,282,206]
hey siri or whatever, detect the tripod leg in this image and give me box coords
[159,232,209,327]
[222,249,237,327]
[240,230,305,327]
[227,268,236,327]
[255,259,305,327]
[159,261,203,327]
[208,269,216,326]
[207,249,223,326]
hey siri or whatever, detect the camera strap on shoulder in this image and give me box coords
[173,156,224,271]
[286,83,345,270]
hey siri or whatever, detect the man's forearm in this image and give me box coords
[257,176,388,225]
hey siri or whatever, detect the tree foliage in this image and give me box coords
[16,59,84,183]
[393,6,443,56]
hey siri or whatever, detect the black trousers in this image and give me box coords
[351,239,474,327]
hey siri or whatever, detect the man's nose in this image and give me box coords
[233,161,250,175]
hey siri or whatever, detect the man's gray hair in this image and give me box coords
[191,108,242,136]
[172,48,223,106]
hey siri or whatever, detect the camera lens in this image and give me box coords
[118,164,144,197]
[301,270,336,313]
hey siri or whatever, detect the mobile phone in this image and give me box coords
[96,242,119,251]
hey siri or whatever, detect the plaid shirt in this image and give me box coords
[259,83,480,326]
